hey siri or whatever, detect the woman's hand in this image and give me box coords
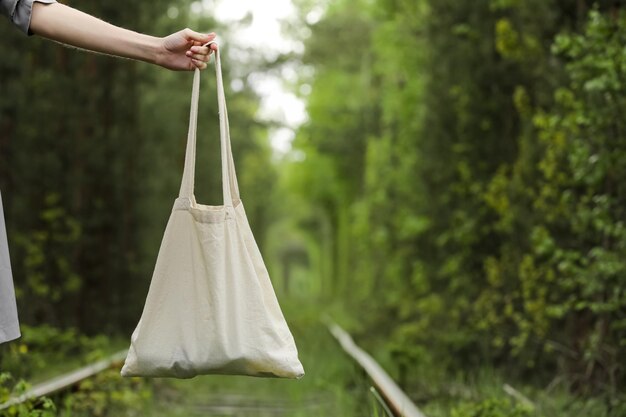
[156,29,218,71]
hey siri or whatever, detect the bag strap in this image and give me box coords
[179,42,240,206]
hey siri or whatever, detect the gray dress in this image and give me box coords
[1,0,57,343]
[1,0,57,35]
[0,191,19,344]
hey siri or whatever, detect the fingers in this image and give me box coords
[178,29,218,71]
[191,58,208,70]
[183,28,216,44]
[186,45,211,62]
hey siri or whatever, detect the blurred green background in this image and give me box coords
[1,0,625,416]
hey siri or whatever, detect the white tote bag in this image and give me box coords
[121,46,304,379]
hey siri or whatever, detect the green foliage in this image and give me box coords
[0,373,56,417]
[12,193,82,325]
[288,0,626,403]
[0,325,108,379]
[477,7,626,392]
[3,0,626,412]
[61,369,150,417]
[0,0,167,333]
[0,367,150,417]
[0,0,275,336]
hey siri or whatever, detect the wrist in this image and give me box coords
[138,34,162,65]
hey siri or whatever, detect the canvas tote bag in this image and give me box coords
[0,191,21,345]
[121,45,304,379]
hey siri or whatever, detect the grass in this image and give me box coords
[0,333,128,385]
[403,366,625,417]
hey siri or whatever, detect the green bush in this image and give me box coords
[0,373,56,417]
[0,325,108,378]
[61,369,151,417]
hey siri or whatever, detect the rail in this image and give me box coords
[0,349,127,410]
[4,326,426,416]
[328,322,426,417]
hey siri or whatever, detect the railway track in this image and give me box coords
[0,349,128,411]
[1,323,426,417]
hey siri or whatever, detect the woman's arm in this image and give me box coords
[30,2,216,71]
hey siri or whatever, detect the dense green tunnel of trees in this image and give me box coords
[284,0,625,404]
[1,0,624,415]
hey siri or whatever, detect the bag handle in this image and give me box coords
[179,42,240,206]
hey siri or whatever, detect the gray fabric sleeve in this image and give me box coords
[1,0,57,35]
[0,191,20,345]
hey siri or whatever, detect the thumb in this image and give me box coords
[183,29,216,44]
